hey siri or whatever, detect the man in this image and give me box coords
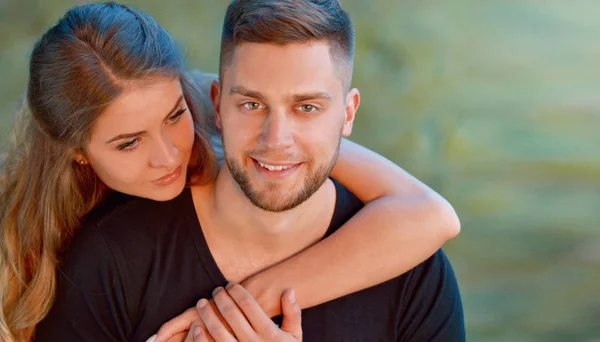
[183,0,465,340]
[35,1,464,341]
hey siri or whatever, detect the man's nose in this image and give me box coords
[259,110,294,151]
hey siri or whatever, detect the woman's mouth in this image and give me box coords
[152,165,182,186]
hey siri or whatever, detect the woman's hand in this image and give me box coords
[148,307,199,342]
[150,284,301,342]
[186,284,302,342]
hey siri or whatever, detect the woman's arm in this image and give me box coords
[241,138,460,317]
[186,70,460,316]
[151,72,461,341]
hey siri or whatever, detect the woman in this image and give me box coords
[0,3,459,341]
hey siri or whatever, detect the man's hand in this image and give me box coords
[186,283,302,342]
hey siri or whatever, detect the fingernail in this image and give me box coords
[146,334,157,342]
[193,327,202,337]
[289,289,296,304]
[197,298,208,310]
[212,287,223,296]
[225,282,235,290]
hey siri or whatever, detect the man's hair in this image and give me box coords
[219,0,355,90]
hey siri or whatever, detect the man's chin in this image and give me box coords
[244,188,311,212]
[249,197,300,213]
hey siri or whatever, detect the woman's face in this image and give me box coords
[84,76,195,201]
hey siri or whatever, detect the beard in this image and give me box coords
[223,136,341,213]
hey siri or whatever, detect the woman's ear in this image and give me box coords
[73,151,88,165]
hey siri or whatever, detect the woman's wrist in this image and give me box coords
[241,272,283,318]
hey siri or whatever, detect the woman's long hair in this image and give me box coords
[0,3,216,341]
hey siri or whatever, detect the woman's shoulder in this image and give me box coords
[73,188,195,255]
[89,187,191,224]
[59,188,197,291]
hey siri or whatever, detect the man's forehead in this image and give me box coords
[228,42,332,72]
[235,40,332,55]
[224,41,350,92]
[222,42,344,95]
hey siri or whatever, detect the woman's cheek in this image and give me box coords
[177,114,196,154]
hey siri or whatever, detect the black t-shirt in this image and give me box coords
[35,181,465,341]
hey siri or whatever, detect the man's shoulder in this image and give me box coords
[302,249,464,340]
[411,249,456,281]
[326,178,364,235]
[397,249,465,341]
[401,249,461,305]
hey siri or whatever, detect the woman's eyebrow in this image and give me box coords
[105,95,184,144]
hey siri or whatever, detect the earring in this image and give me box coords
[78,160,86,165]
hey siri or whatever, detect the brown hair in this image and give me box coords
[0,3,216,341]
[219,0,355,89]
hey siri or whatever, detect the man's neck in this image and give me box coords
[191,166,336,281]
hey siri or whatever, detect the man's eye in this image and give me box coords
[298,104,317,113]
[243,102,262,110]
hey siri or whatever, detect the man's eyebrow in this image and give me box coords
[105,95,184,144]
[230,86,333,103]
[293,92,333,102]
[229,85,267,102]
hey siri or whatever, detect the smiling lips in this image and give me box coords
[256,160,296,171]
[152,165,182,186]
[252,158,302,177]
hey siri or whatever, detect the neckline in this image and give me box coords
[182,187,228,286]
[181,179,345,285]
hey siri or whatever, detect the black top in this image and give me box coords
[35,181,465,341]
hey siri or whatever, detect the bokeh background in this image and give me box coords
[1,1,599,341]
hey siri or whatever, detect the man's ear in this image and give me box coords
[342,88,360,137]
[210,80,222,130]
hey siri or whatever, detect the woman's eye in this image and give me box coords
[117,137,141,151]
[298,104,317,113]
[168,108,186,123]
[243,102,263,110]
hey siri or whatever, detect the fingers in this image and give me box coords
[154,307,199,342]
[212,286,256,340]
[192,326,211,342]
[164,332,188,342]
[280,289,302,341]
[185,320,213,342]
[225,283,280,338]
[196,298,237,342]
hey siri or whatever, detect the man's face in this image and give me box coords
[212,41,358,212]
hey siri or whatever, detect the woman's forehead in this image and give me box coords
[90,78,184,139]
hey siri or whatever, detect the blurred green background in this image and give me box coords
[1,1,599,341]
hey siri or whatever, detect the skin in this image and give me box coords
[141,39,461,341]
[79,77,194,202]
[185,285,301,342]
[178,40,372,340]
[64,46,459,342]
[218,42,358,213]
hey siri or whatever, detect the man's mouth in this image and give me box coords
[256,161,295,171]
